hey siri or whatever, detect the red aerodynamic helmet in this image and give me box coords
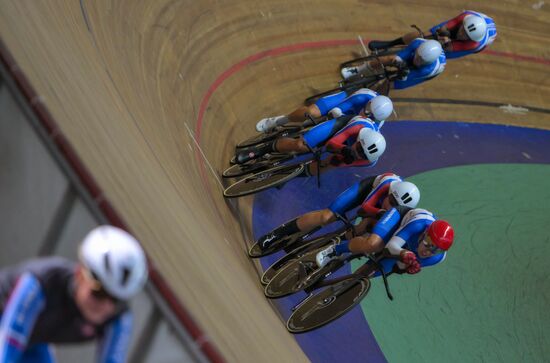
[427,220,454,251]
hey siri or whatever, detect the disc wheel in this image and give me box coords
[222,154,292,178]
[260,231,344,285]
[236,126,302,149]
[223,163,304,198]
[264,248,339,298]
[248,229,311,258]
[286,277,370,333]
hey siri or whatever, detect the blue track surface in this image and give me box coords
[252,121,550,363]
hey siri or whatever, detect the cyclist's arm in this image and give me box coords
[359,184,390,217]
[402,62,438,82]
[348,207,402,253]
[430,13,466,35]
[325,124,363,153]
[448,39,479,52]
[0,273,46,363]
[395,38,423,63]
[331,92,373,116]
[96,311,133,363]
[385,235,407,257]
[445,13,468,33]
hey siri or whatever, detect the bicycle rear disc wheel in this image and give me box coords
[264,250,320,298]
[248,229,310,258]
[236,126,302,149]
[223,163,304,198]
[222,154,292,178]
[287,277,370,333]
[236,131,279,149]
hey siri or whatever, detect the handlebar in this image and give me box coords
[302,114,325,128]
[366,249,401,301]
[304,143,323,188]
[333,212,358,238]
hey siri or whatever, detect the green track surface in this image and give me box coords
[354,164,550,363]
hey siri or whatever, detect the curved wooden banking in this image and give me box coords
[0,1,548,361]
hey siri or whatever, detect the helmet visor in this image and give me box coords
[83,268,121,304]
[420,234,444,254]
[388,193,399,207]
[355,142,367,160]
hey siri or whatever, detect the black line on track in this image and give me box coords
[79,0,93,34]
[393,97,550,115]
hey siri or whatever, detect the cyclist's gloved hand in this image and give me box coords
[401,251,421,274]
[340,147,355,164]
[435,27,451,38]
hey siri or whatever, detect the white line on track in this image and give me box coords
[183,122,224,190]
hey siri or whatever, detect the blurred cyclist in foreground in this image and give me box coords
[0,225,148,363]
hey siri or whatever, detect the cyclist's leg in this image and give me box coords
[239,117,344,163]
[302,118,341,149]
[304,180,368,235]
[369,27,428,49]
[327,181,364,216]
[310,91,347,117]
[296,209,337,232]
[286,104,323,123]
[351,217,378,237]
[20,344,56,363]
[273,136,309,153]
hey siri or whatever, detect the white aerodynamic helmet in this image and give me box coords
[367,95,393,122]
[79,225,148,300]
[463,14,486,42]
[416,40,443,65]
[389,181,420,208]
[358,128,386,163]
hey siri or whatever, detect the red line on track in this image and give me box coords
[195,39,550,139]
[484,49,550,66]
[195,39,357,140]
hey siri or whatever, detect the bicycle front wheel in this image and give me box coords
[223,163,304,198]
[286,277,371,333]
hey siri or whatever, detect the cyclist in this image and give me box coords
[0,225,148,363]
[256,172,420,251]
[236,113,386,181]
[315,208,454,275]
[368,10,497,59]
[341,39,446,90]
[255,89,393,133]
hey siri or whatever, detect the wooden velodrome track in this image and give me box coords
[1,1,549,362]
